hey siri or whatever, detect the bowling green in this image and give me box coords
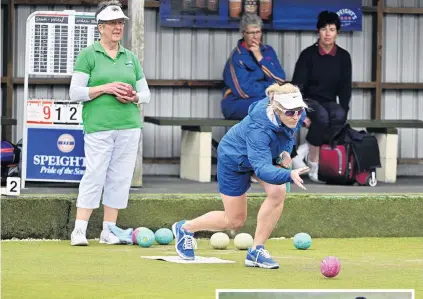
[2,237,421,299]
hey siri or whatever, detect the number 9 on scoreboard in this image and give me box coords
[43,105,51,121]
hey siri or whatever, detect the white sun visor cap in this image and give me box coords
[96,5,129,22]
[273,92,308,110]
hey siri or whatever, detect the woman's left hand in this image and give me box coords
[117,90,138,104]
[278,151,292,169]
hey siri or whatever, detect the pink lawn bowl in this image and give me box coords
[132,228,142,244]
[320,256,341,278]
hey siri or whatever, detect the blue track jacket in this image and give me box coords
[218,98,306,185]
[222,39,286,103]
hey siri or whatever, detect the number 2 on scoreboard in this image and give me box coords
[69,104,83,124]
[69,107,78,121]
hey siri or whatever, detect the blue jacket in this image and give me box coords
[218,98,306,185]
[222,39,286,101]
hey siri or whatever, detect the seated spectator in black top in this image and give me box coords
[291,10,352,183]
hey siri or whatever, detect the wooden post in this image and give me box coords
[375,0,384,120]
[6,0,15,141]
[128,0,145,187]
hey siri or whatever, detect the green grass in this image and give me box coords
[2,237,422,299]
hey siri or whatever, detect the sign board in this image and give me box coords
[26,100,83,125]
[23,100,86,183]
[26,126,85,181]
[160,0,363,31]
[22,10,99,187]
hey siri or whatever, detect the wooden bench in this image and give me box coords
[144,117,423,183]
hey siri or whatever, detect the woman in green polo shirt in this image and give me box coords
[68,0,151,246]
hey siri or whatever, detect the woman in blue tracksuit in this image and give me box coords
[221,13,286,120]
[172,82,310,269]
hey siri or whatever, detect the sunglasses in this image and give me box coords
[280,108,305,117]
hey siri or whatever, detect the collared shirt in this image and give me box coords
[318,43,337,56]
[73,41,144,133]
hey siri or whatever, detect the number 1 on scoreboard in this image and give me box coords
[52,102,68,124]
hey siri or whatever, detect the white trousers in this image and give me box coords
[76,128,141,209]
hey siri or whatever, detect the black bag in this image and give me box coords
[318,124,381,186]
[334,124,381,171]
[1,140,21,186]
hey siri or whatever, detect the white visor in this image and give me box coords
[272,92,308,110]
[96,5,129,22]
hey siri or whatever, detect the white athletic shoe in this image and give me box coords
[99,230,121,245]
[307,161,324,183]
[292,155,307,170]
[297,143,309,159]
[292,143,309,170]
[70,228,89,246]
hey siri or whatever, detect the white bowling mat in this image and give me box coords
[141,255,236,264]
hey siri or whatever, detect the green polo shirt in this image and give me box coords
[73,41,143,134]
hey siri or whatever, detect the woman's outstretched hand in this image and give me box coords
[290,167,310,190]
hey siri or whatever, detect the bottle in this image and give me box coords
[259,0,272,20]
[244,0,258,14]
[208,0,219,12]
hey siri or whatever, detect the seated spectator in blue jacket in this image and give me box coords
[221,13,286,120]
[291,10,352,183]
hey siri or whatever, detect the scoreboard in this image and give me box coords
[28,12,100,75]
[22,10,99,187]
[26,100,83,125]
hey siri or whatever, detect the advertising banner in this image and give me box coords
[26,127,85,182]
[160,0,362,31]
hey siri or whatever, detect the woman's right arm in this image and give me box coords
[69,49,94,103]
[69,72,94,102]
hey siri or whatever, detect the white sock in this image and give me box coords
[74,219,88,234]
[103,221,116,232]
[308,161,319,171]
[181,221,192,233]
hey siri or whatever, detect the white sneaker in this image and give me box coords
[99,230,121,245]
[292,155,307,170]
[70,228,88,246]
[296,143,309,158]
[307,161,324,183]
[292,143,309,170]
